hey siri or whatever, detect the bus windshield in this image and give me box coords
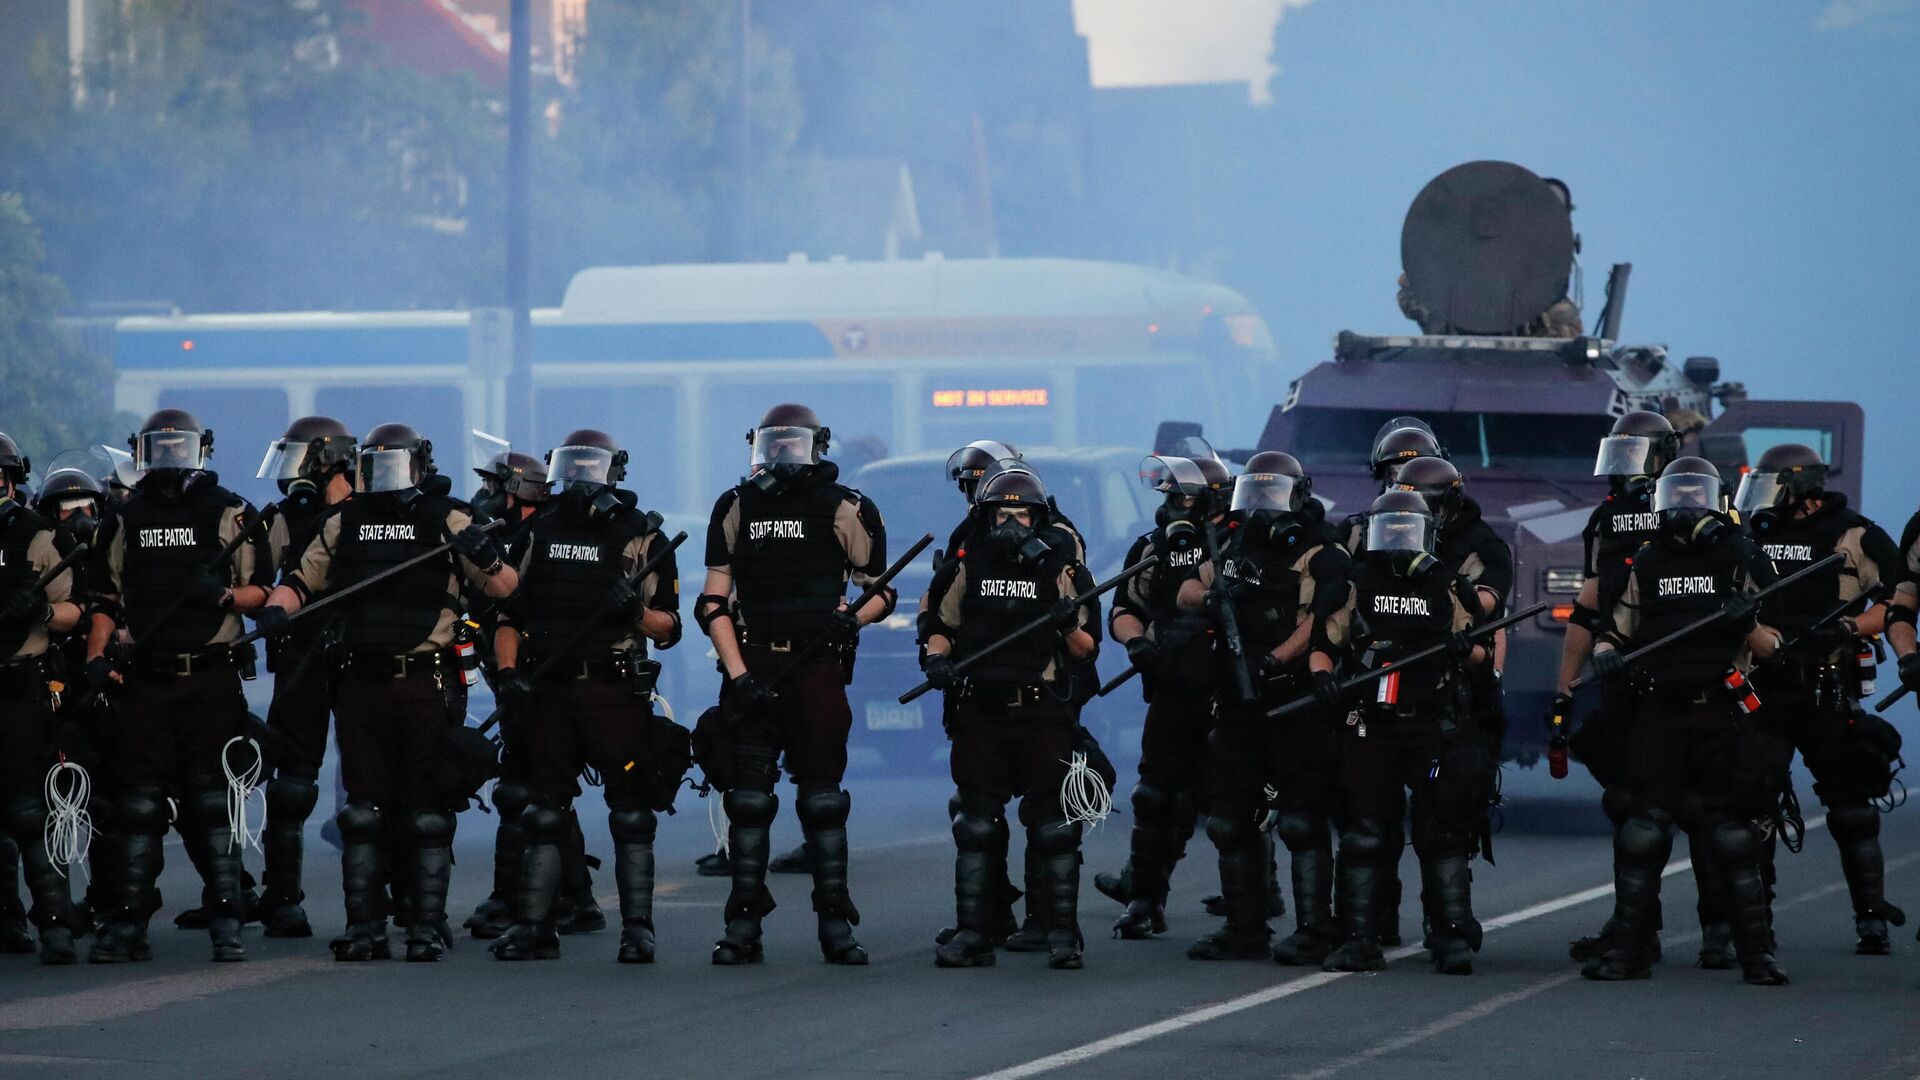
[1286,407,1614,473]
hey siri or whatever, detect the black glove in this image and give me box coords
[452,525,504,571]
[921,653,959,691]
[826,607,861,647]
[726,672,774,716]
[0,584,51,626]
[1443,630,1476,659]
[85,656,117,696]
[1721,592,1757,624]
[1310,669,1343,710]
[252,605,293,640]
[1123,635,1159,668]
[1591,647,1627,679]
[495,667,533,713]
[607,576,641,618]
[1047,597,1082,632]
[1254,652,1285,680]
[185,567,230,608]
[1899,652,1920,692]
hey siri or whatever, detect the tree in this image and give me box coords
[0,193,127,458]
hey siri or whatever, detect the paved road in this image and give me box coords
[5,727,1920,1079]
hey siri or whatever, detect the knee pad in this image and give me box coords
[1018,792,1066,832]
[265,776,319,822]
[1708,819,1761,865]
[402,809,457,848]
[1411,819,1476,861]
[796,787,851,830]
[184,785,228,829]
[723,788,778,829]
[1826,801,1879,843]
[1131,777,1176,823]
[1338,817,1390,865]
[608,807,658,845]
[1274,812,1325,852]
[952,811,1006,853]
[1600,787,1635,828]
[1027,815,1081,856]
[4,794,47,842]
[492,781,532,821]
[1207,811,1257,852]
[336,801,384,844]
[1618,814,1674,863]
[117,789,169,837]
[519,804,567,844]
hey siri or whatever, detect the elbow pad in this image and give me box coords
[88,596,122,624]
[693,594,731,634]
[1568,602,1603,634]
[656,610,684,650]
[1886,602,1917,629]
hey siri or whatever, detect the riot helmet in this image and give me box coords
[1593,410,1679,481]
[1654,457,1723,542]
[1232,451,1309,513]
[1365,489,1436,555]
[358,422,432,494]
[1371,421,1444,485]
[129,408,212,475]
[37,466,104,511]
[258,416,356,500]
[548,428,628,491]
[1734,443,1828,527]
[1389,456,1464,521]
[748,403,829,489]
[1142,454,1208,545]
[497,452,551,505]
[946,440,1021,496]
[0,432,28,493]
[977,467,1055,566]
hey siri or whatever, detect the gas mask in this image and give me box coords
[279,476,323,513]
[1609,474,1654,506]
[989,518,1053,567]
[1156,502,1200,552]
[565,483,625,522]
[67,513,100,546]
[1384,549,1441,581]
[1244,509,1306,552]
[750,462,812,495]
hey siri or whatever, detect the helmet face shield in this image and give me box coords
[1367,510,1433,553]
[1733,471,1788,517]
[1654,472,1720,514]
[548,445,613,490]
[133,430,206,474]
[257,440,311,481]
[1593,434,1655,478]
[1139,455,1209,498]
[356,448,420,493]
[751,426,820,469]
[1231,472,1299,513]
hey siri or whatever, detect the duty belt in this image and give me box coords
[132,648,238,679]
[0,655,47,695]
[740,632,826,654]
[341,649,444,679]
[959,683,1052,708]
[526,650,643,681]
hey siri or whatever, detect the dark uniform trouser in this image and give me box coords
[0,668,76,935]
[107,665,248,930]
[332,665,460,936]
[1209,694,1341,939]
[723,646,856,946]
[1750,663,1898,930]
[1124,691,1212,907]
[948,696,1080,943]
[1337,710,1477,948]
[261,637,332,911]
[516,672,656,935]
[1614,691,1772,961]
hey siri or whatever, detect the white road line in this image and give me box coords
[0,957,336,1032]
[971,813,1836,1080]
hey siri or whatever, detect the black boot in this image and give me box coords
[1421,852,1480,976]
[1583,811,1670,982]
[0,833,32,953]
[1690,828,1735,969]
[1004,843,1048,952]
[1031,814,1085,970]
[558,809,607,935]
[1374,815,1404,946]
[330,802,389,962]
[1323,819,1387,972]
[798,786,866,965]
[467,781,528,938]
[186,789,248,962]
[1710,819,1787,986]
[714,785,776,966]
[260,774,317,938]
[1272,814,1339,966]
[403,810,455,962]
[493,803,563,961]
[88,790,166,964]
[936,799,1003,968]
[1114,779,1178,940]
[1829,802,1906,955]
[7,797,79,964]
[937,795,1019,946]
[610,807,657,964]
[1189,814,1271,960]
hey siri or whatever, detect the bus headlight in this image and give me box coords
[1542,568,1584,594]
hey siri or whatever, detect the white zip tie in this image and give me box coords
[709,786,730,856]
[43,760,94,877]
[222,736,265,854]
[651,690,676,723]
[1060,751,1113,828]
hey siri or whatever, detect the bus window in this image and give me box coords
[314,384,467,491]
[157,387,288,507]
[534,383,680,507]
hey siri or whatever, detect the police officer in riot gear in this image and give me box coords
[85,410,273,963]
[946,440,1022,506]
[0,432,86,963]
[1187,452,1352,963]
[924,467,1100,969]
[1102,454,1224,942]
[490,429,681,963]
[1736,443,1907,954]
[1555,411,1698,963]
[35,465,106,547]
[1318,489,1489,975]
[259,422,518,962]
[1585,458,1788,985]
[698,403,891,966]
[253,416,357,939]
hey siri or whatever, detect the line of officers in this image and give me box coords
[0,403,1915,983]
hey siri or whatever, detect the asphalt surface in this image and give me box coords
[5,706,1920,1080]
